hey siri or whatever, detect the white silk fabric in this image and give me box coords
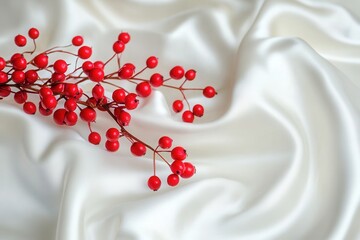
[1,0,360,239]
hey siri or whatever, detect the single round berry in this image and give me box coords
[182,110,194,123]
[169,66,184,80]
[0,57,6,71]
[112,88,126,103]
[28,28,40,39]
[11,53,22,62]
[158,136,173,149]
[12,57,27,70]
[91,84,104,100]
[94,61,104,70]
[14,35,27,47]
[106,128,120,142]
[185,69,196,80]
[64,111,78,126]
[203,86,216,98]
[124,93,139,110]
[51,83,64,94]
[118,67,134,79]
[167,174,180,187]
[72,35,84,46]
[0,86,11,97]
[41,95,57,110]
[53,108,67,125]
[130,142,146,156]
[14,91,28,104]
[172,100,183,113]
[148,175,161,191]
[136,82,152,98]
[113,40,125,53]
[11,71,25,84]
[116,110,131,126]
[78,46,92,59]
[39,87,53,98]
[170,161,185,175]
[80,107,96,122]
[118,32,130,44]
[39,103,53,116]
[0,71,8,84]
[192,104,204,117]
[105,140,120,152]
[88,132,101,145]
[123,63,135,70]
[149,73,164,87]
[64,83,79,97]
[33,53,48,69]
[180,162,196,178]
[64,98,77,111]
[23,101,36,114]
[82,61,94,74]
[25,70,39,84]
[53,59,68,74]
[89,68,104,82]
[146,56,158,69]
[171,146,187,161]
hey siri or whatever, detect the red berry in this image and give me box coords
[136,82,152,97]
[53,59,68,74]
[25,70,38,84]
[171,146,187,161]
[91,84,104,100]
[182,110,194,123]
[51,72,65,83]
[118,32,130,44]
[172,100,183,113]
[169,66,184,80]
[170,161,185,175]
[64,98,77,111]
[53,108,67,125]
[148,175,161,191]
[180,162,196,178]
[106,128,120,142]
[185,69,196,80]
[0,57,6,70]
[78,46,92,59]
[41,95,57,110]
[88,132,101,145]
[112,88,126,103]
[0,86,11,97]
[130,142,146,156]
[23,101,36,114]
[105,140,120,152]
[0,71,8,84]
[64,111,78,126]
[11,53,22,62]
[124,93,138,110]
[146,56,158,69]
[39,87,53,98]
[39,103,53,116]
[28,28,39,39]
[203,86,216,98]
[118,67,134,79]
[33,53,48,69]
[113,40,125,53]
[14,35,27,47]
[158,136,172,149]
[86,97,97,108]
[192,104,204,117]
[72,35,83,46]
[167,174,180,187]
[149,73,163,87]
[14,91,28,104]
[12,57,27,70]
[82,61,94,74]
[94,61,104,70]
[11,70,25,84]
[89,68,104,82]
[51,83,64,94]
[64,83,79,97]
[123,63,135,70]
[116,110,131,126]
[80,107,96,122]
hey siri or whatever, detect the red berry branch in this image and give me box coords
[0,27,217,191]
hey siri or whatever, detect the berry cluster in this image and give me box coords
[0,28,217,191]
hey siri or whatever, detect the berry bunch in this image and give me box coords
[0,28,217,191]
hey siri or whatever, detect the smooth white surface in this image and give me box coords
[1,0,360,239]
